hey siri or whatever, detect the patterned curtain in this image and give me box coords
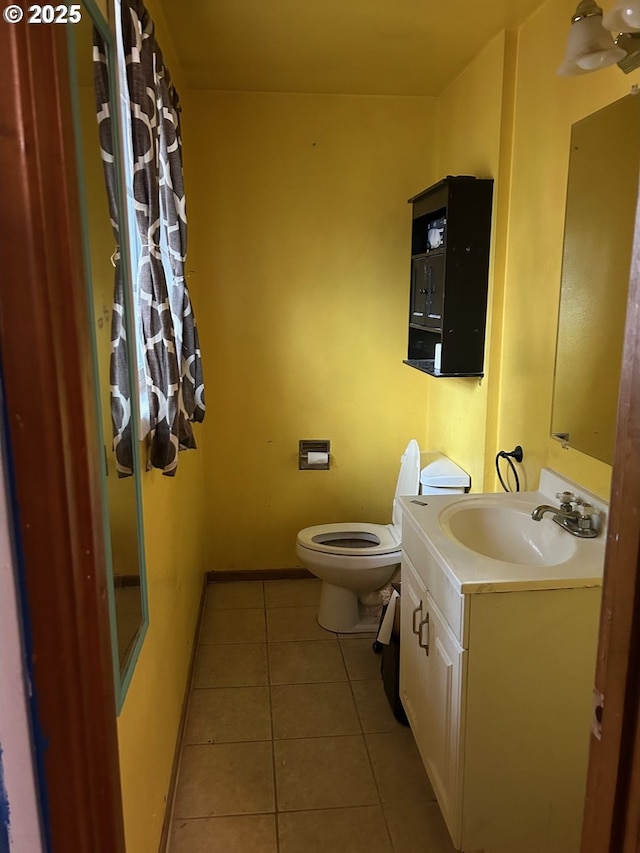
[93,0,205,478]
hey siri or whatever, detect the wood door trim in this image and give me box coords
[0,21,125,853]
[580,175,640,850]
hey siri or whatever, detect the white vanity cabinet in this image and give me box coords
[401,553,465,838]
[399,499,603,853]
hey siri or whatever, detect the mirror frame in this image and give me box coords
[551,93,640,465]
[66,0,148,712]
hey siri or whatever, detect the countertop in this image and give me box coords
[399,469,608,594]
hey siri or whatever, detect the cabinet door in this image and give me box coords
[422,592,464,846]
[399,556,429,741]
[410,256,428,327]
[425,252,445,330]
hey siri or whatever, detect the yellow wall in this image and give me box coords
[117,456,205,853]
[498,0,639,498]
[182,0,640,580]
[184,91,435,570]
[420,3,639,500]
[426,30,514,492]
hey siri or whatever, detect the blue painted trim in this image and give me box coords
[0,747,10,853]
[0,368,50,850]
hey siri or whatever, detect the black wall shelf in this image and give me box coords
[405,175,493,378]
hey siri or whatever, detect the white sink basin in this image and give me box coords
[400,469,607,593]
[439,499,578,566]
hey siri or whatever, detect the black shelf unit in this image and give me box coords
[404,175,493,377]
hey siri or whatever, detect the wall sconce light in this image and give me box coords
[558,0,640,75]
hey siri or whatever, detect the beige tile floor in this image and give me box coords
[167,579,456,853]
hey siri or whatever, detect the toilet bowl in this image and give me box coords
[296,440,421,633]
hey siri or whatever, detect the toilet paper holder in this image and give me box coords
[299,439,331,470]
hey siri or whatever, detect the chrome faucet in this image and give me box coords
[531,491,599,538]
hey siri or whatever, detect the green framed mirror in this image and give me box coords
[67,0,148,710]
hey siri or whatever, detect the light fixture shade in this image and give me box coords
[602,1,640,32]
[615,30,640,72]
[558,4,626,75]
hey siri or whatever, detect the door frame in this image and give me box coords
[580,176,640,850]
[0,19,125,853]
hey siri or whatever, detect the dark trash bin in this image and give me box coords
[374,581,408,726]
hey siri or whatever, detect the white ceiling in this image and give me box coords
[159,0,549,96]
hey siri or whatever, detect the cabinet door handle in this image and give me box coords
[412,604,422,635]
[418,612,430,655]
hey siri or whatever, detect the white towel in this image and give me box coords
[376,589,400,645]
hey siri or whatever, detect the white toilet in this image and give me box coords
[296,440,422,633]
[419,452,471,495]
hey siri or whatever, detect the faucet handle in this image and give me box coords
[556,490,578,509]
[578,502,599,518]
[577,503,600,531]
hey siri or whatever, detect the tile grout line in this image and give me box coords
[263,590,281,853]
[163,582,212,852]
[341,642,390,830]
[173,582,427,850]
[338,634,397,852]
[167,585,218,839]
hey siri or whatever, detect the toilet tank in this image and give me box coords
[420,453,470,495]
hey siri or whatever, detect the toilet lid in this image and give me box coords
[391,439,421,531]
[297,522,400,557]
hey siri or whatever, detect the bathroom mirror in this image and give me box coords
[551,94,640,465]
[67,0,148,708]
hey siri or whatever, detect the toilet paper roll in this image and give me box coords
[307,451,329,466]
[376,589,400,645]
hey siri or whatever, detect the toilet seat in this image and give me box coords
[297,522,400,558]
[295,441,421,633]
[297,441,421,561]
